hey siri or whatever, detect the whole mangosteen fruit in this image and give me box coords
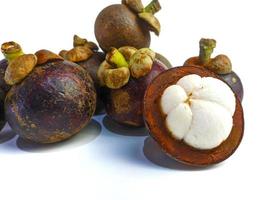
[3,42,96,144]
[184,38,244,101]
[0,43,19,130]
[60,35,105,114]
[95,0,162,52]
[0,59,9,130]
[98,47,167,127]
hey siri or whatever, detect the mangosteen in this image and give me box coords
[0,59,9,130]
[59,35,105,114]
[184,38,244,101]
[0,43,19,130]
[143,66,244,166]
[98,47,167,127]
[94,0,162,52]
[2,42,96,144]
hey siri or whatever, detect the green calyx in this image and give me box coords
[98,47,155,89]
[106,48,129,68]
[1,41,24,63]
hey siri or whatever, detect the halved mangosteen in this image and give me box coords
[3,42,96,144]
[143,66,244,166]
[99,47,167,127]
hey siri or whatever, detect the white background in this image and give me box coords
[0,0,266,199]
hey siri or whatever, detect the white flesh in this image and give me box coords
[160,74,236,150]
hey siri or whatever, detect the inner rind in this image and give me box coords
[160,74,235,150]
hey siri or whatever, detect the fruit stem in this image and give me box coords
[144,0,161,14]
[1,41,24,63]
[199,38,216,65]
[106,48,129,68]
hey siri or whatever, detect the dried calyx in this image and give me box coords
[199,38,232,74]
[130,48,155,78]
[60,35,98,62]
[97,47,156,89]
[122,0,161,35]
[35,49,63,65]
[1,41,37,85]
[73,35,99,51]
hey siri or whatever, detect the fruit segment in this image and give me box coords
[166,103,192,140]
[177,74,202,95]
[184,100,233,149]
[160,85,187,114]
[192,77,236,115]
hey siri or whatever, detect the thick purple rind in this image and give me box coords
[5,60,96,143]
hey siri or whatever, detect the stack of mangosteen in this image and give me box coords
[0,0,244,167]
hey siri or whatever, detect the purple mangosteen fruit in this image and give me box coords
[2,42,96,144]
[98,46,167,127]
[0,43,18,130]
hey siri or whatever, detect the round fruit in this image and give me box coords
[94,0,161,52]
[0,60,9,130]
[4,46,96,144]
[0,42,21,130]
[99,47,167,127]
[144,66,244,166]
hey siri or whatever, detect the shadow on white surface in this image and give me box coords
[143,137,221,171]
[102,116,148,137]
[0,123,17,144]
[16,119,101,153]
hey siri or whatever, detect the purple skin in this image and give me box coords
[102,60,167,127]
[219,71,244,101]
[0,59,11,93]
[5,60,96,144]
[77,52,106,114]
[0,59,11,130]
